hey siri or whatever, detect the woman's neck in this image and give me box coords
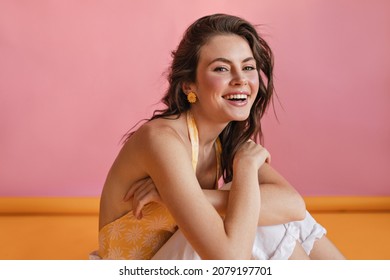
[188,109,227,149]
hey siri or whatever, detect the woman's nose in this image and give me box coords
[230,71,248,86]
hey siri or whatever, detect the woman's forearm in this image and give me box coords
[223,162,261,259]
[203,182,306,226]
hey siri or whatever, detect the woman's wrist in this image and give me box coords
[233,156,259,172]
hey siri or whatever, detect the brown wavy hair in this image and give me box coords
[127,13,274,183]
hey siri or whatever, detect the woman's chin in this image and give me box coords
[231,112,251,122]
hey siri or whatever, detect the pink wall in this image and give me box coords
[1,0,389,197]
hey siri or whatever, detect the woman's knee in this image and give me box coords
[309,236,346,260]
[288,241,311,260]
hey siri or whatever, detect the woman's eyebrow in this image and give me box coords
[208,57,255,66]
[242,57,255,63]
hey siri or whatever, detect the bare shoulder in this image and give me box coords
[109,115,189,180]
[128,116,190,164]
[132,117,185,144]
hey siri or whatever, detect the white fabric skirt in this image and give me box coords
[152,211,326,260]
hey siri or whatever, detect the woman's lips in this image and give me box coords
[222,92,251,106]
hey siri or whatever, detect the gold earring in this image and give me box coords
[187,92,197,103]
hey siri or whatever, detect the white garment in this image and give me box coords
[152,211,326,260]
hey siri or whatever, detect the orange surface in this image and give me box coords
[0,197,389,260]
[0,215,98,260]
[312,212,390,260]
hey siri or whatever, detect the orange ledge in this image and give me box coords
[0,196,389,214]
[304,196,390,212]
[0,197,99,214]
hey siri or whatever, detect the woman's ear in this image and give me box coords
[182,82,195,95]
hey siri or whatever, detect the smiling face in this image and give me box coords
[187,34,260,123]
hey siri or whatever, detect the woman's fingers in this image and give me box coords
[123,181,140,201]
[253,142,271,165]
[132,184,153,218]
[262,147,271,164]
[128,178,162,219]
[237,140,271,168]
[123,177,152,201]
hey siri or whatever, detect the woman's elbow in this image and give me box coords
[291,193,307,221]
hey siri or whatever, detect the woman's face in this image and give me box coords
[189,34,259,123]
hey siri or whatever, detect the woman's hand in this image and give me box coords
[123,177,162,219]
[233,140,271,171]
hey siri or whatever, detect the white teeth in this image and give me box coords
[224,94,248,100]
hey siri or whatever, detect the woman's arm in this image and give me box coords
[135,126,266,259]
[127,163,305,226]
[206,163,306,225]
[256,162,306,224]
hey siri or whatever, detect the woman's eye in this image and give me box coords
[243,66,256,71]
[214,66,228,72]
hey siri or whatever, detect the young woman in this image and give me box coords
[96,14,345,260]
